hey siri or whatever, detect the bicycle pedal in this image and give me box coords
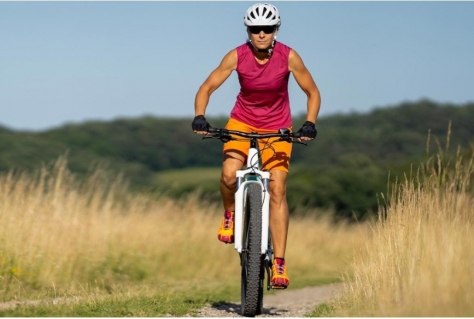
[271,285,288,290]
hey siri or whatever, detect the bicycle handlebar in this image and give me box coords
[203,127,307,145]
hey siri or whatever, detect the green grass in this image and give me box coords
[153,167,222,201]
[0,282,241,317]
[156,167,221,186]
[0,293,214,317]
[0,275,342,317]
[306,302,337,317]
[154,165,311,187]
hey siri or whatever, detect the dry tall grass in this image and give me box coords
[334,144,474,316]
[0,157,367,302]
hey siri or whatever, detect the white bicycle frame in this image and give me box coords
[234,145,271,255]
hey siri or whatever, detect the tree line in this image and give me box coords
[1,99,473,220]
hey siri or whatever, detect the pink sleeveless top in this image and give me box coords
[230,41,292,130]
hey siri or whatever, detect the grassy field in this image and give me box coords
[4,147,472,316]
[0,157,368,316]
[312,145,474,317]
[154,167,222,202]
[156,167,221,186]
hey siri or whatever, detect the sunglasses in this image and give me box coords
[248,26,276,35]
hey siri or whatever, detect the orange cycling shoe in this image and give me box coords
[271,258,290,289]
[217,211,234,244]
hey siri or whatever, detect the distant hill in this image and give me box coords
[293,99,474,165]
[1,99,473,219]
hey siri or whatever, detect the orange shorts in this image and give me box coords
[223,118,293,173]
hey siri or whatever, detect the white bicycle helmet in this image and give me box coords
[244,3,281,27]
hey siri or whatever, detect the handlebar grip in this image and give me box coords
[291,131,302,138]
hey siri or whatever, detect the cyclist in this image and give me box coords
[192,3,320,289]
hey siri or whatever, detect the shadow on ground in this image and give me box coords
[210,302,290,317]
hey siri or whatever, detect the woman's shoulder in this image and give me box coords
[236,42,252,53]
[235,42,253,64]
[274,41,292,54]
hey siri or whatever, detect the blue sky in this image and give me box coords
[1,1,473,131]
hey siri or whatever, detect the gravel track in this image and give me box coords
[190,282,343,317]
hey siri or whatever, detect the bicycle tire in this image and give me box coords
[241,183,264,317]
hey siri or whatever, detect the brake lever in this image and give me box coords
[290,132,309,146]
[202,132,234,143]
[278,135,307,146]
[294,140,307,146]
[201,134,215,140]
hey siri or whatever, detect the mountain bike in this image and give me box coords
[204,127,305,317]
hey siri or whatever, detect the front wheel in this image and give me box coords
[241,183,264,317]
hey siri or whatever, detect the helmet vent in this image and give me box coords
[243,3,281,27]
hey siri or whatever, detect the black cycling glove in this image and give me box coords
[297,121,317,139]
[192,115,210,132]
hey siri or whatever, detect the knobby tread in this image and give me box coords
[241,183,263,317]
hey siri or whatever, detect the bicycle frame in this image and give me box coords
[204,127,303,259]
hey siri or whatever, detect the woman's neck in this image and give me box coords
[252,48,270,61]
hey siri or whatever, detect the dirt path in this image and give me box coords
[191,282,344,317]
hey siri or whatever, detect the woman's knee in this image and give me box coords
[269,170,288,199]
[270,183,287,200]
[221,168,237,188]
[221,155,244,188]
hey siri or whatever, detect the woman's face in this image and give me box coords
[247,25,276,50]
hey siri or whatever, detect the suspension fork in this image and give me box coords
[234,143,271,255]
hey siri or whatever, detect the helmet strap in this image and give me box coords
[267,31,278,56]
